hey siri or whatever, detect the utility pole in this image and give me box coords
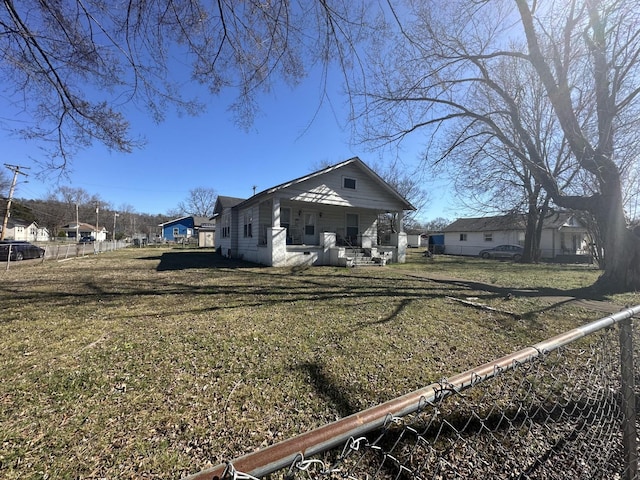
[1,164,29,241]
[95,203,99,241]
[113,212,119,242]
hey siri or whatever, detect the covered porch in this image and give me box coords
[254,198,408,267]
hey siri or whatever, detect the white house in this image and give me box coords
[214,157,416,267]
[1,219,50,242]
[59,222,108,241]
[442,213,590,259]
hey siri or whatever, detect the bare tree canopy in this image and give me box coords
[177,187,217,218]
[0,1,371,168]
[356,0,640,291]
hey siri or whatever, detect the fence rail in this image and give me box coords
[185,305,640,480]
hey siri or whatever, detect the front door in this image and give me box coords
[303,213,317,244]
[346,213,359,246]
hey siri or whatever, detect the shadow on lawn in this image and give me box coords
[296,362,360,417]
[154,251,260,271]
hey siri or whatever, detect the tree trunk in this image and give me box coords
[522,207,540,263]
[593,186,640,292]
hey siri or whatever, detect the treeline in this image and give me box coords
[5,196,171,240]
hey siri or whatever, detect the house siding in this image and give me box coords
[282,164,407,211]
[236,205,259,262]
[162,218,195,241]
[444,230,521,256]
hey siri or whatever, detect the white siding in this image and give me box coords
[280,164,407,212]
[236,205,259,262]
[444,230,521,256]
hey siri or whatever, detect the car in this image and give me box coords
[0,240,46,261]
[479,244,524,261]
[79,236,94,243]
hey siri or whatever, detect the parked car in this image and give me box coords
[79,236,94,243]
[479,244,524,261]
[0,241,46,261]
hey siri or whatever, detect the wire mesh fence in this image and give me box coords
[42,240,129,261]
[185,306,640,480]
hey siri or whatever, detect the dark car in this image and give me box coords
[79,236,94,243]
[479,244,524,261]
[0,241,46,261]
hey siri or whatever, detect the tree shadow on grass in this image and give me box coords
[155,251,261,271]
[295,362,360,418]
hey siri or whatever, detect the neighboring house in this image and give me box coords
[1,219,50,242]
[60,222,108,241]
[214,157,416,267]
[406,233,428,248]
[442,212,590,259]
[159,216,211,244]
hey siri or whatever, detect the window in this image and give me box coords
[173,227,179,237]
[484,233,493,242]
[280,208,291,231]
[343,177,357,190]
[222,214,231,238]
[243,211,253,237]
[459,233,468,241]
[304,213,315,235]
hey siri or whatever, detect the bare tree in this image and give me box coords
[177,187,218,218]
[0,169,9,196]
[357,0,640,291]
[0,1,372,169]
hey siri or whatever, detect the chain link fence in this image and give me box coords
[185,306,640,480]
[42,240,129,261]
[2,241,130,270]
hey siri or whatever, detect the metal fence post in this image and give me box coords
[620,316,638,480]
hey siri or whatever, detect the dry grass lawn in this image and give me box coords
[0,248,637,479]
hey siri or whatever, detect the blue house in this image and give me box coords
[159,216,210,243]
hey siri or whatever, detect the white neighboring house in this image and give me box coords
[59,222,108,241]
[214,157,416,267]
[1,219,50,242]
[442,213,590,259]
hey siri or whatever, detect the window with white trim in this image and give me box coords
[243,211,253,237]
[460,233,468,241]
[484,233,493,242]
[222,214,231,238]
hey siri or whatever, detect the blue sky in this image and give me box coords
[2,69,457,222]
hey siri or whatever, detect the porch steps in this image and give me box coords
[345,248,384,267]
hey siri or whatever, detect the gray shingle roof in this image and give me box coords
[443,212,581,232]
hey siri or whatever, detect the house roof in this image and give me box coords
[61,222,104,231]
[229,157,416,211]
[214,196,246,215]
[158,216,212,228]
[443,212,584,232]
[6,218,37,228]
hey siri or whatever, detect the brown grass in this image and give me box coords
[0,248,636,479]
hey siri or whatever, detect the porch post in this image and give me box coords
[272,198,280,228]
[396,210,407,263]
[396,210,405,232]
[269,197,286,266]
